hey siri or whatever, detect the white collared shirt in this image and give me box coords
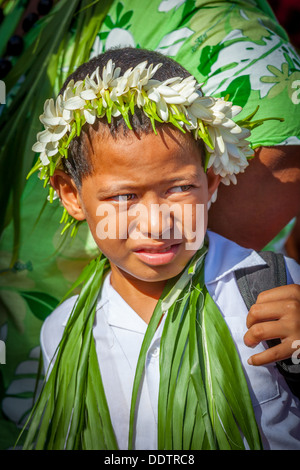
[41,231,300,450]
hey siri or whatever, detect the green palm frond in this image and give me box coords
[17,245,263,450]
[0,1,27,57]
[0,0,113,264]
[17,255,117,450]
[128,246,262,450]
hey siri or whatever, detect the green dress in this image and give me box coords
[0,0,299,449]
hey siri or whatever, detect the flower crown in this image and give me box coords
[29,59,265,236]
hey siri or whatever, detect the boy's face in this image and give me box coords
[53,126,220,291]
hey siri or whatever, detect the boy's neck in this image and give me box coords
[109,264,167,324]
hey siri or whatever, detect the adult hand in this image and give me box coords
[244,284,300,366]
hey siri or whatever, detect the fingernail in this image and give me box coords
[247,357,253,365]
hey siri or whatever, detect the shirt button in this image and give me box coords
[152,347,159,357]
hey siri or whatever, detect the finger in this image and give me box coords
[247,342,294,366]
[247,301,284,328]
[246,298,300,328]
[255,284,300,304]
[244,320,285,348]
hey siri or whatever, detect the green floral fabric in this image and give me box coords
[89,0,300,147]
[0,0,299,449]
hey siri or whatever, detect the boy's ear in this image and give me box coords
[50,170,86,221]
[206,167,222,201]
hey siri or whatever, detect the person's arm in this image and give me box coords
[208,145,300,251]
[285,216,300,263]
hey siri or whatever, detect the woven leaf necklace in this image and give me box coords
[19,243,263,450]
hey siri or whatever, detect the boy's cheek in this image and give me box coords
[182,203,207,251]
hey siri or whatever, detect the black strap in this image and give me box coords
[235,251,300,399]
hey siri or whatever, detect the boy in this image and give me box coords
[22,48,300,450]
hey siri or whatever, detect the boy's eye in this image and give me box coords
[168,185,193,193]
[110,194,136,202]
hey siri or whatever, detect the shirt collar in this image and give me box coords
[205,230,267,284]
[100,272,148,334]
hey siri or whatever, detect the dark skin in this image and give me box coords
[245,284,300,365]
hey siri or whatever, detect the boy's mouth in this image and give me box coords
[133,243,181,266]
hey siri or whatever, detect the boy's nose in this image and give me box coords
[128,198,174,240]
[148,203,172,239]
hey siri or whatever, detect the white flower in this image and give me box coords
[79,73,100,101]
[146,80,187,105]
[40,96,72,131]
[102,59,121,88]
[144,76,192,121]
[200,99,253,185]
[63,80,86,111]
[187,96,216,123]
[206,125,251,182]
[109,61,162,108]
[109,74,131,101]
[79,61,122,117]
[39,151,50,166]
[171,75,202,104]
[30,59,255,205]
[135,62,162,87]
[32,94,72,160]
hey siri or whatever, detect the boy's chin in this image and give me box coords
[112,254,197,285]
[115,268,184,286]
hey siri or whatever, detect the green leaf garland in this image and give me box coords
[18,243,263,450]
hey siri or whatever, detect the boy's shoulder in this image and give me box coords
[40,275,111,372]
[205,230,267,285]
[205,230,300,286]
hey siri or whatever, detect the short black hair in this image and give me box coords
[60,47,202,187]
